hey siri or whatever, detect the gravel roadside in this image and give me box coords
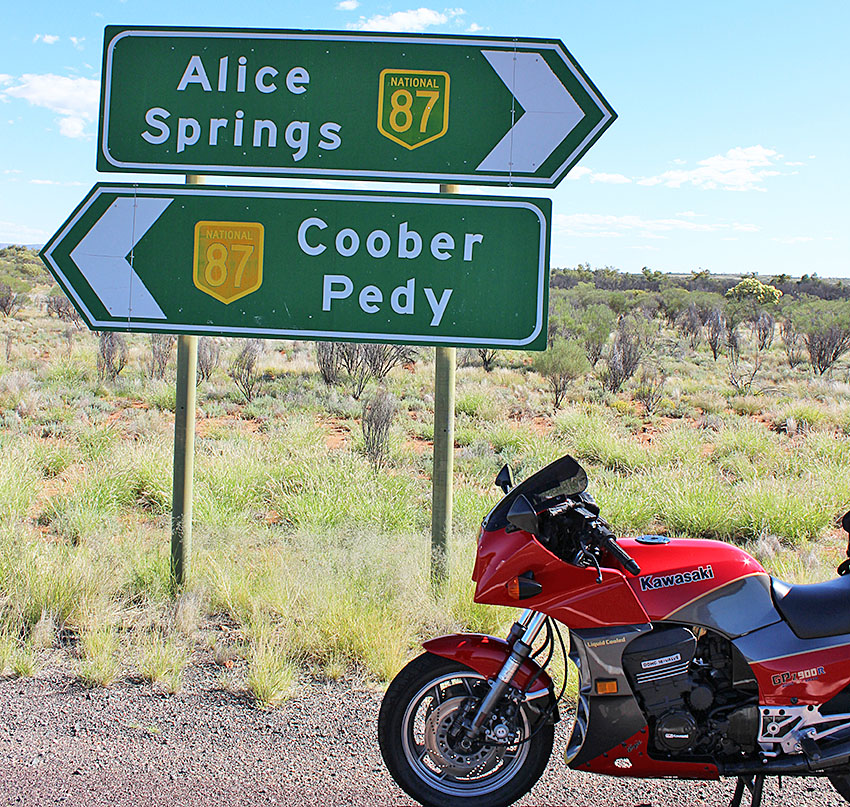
[0,664,846,807]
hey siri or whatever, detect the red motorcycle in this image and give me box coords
[378,455,850,807]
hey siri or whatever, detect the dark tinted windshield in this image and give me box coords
[484,455,588,531]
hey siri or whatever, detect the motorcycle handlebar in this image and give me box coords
[599,534,641,576]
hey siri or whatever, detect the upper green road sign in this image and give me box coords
[40,184,551,349]
[97,26,616,187]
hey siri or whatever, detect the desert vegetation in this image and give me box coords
[1,247,850,705]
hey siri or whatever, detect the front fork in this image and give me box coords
[464,609,548,738]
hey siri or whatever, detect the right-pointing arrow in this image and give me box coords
[477,50,586,174]
[69,196,172,319]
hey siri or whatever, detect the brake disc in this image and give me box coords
[423,696,501,775]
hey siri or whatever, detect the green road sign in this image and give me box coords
[97,26,616,187]
[40,184,551,349]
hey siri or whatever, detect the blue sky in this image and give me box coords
[1,1,847,277]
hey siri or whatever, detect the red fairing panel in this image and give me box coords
[622,538,766,620]
[577,728,719,780]
[473,526,649,629]
[423,634,553,696]
[752,643,850,706]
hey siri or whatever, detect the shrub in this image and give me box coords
[476,347,499,372]
[315,341,341,385]
[363,343,418,381]
[801,300,850,375]
[228,339,265,402]
[96,332,127,381]
[533,339,589,408]
[361,387,396,470]
[145,333,176,380]
[706,307,726,361]
[633,366,668,415]
[600,317,647,393]
[196,336,221,385]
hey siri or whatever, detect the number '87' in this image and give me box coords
[203,242,254,288]
[389,89,440,134]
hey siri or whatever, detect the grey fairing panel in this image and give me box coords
[664,574,781,638]
[566,625,650,768]
[734,619,850,665]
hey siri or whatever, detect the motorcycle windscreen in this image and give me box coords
[484,454,588,531]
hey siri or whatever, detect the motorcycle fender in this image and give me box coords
[423,634,554,699]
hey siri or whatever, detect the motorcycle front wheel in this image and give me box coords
[378,652,554,807]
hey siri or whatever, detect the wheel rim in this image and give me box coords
[400,670,531,798]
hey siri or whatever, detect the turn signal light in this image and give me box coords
[506,572,542,601]
[596,679,619,695]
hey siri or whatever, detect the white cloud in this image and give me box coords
[467,22,484,32]
[336,0,360,9]
[70,37,85,51]
[349,7,465,32]
[638,145,786,192]
[0,220,50,243]
[29,178,84,186]
[33,34,60,45]
[1,73,99,139]
[554,212,758,240]
[565,166,630,184]
[773,236,814,245]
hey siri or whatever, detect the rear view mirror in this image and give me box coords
[495,464,514,494]
[507,495,539,535]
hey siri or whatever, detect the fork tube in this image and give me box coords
[467,611,548,736]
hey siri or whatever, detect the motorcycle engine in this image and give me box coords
[622,626,759,758]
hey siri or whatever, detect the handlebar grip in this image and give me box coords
[602,535,641,576]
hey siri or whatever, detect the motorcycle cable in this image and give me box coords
[494,618,570,749]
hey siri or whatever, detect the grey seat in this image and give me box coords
[771,576,850,640]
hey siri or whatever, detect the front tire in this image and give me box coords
[378,652,554,807]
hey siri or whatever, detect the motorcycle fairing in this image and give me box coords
[566,626,720,779]
[473,525,650,628]
[734,620,850,705]
[422,634,554,699]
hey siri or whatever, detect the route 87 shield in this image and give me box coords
[377,69,450,150]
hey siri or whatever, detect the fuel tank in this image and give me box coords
[621,537,780,638]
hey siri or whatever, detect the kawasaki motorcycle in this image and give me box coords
[378,455,850,807]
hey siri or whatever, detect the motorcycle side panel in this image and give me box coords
[734,621,850,705]
[566,627,719,779]
[575,728,719,780]
[422,634,554,697]
[622,538,778,638]
[473,526,650,628]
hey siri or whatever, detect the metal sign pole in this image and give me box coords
[171,174,201,587]
[431,183,458,583]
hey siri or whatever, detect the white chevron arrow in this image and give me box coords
[69,196,172,319]
[477,50,586,174]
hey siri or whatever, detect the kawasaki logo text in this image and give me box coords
[639,565,714,592]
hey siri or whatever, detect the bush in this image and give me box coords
[145,333,175,380]
[533,339,589,408]
[361,387,396,470]
[229,339,265,402]
[801,300,850,375]
[96,332,127,381]
[196,336,221,385]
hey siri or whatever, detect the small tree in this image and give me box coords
[146,333,176,379]
[0,284,23,318]
[196,336,222,386]
[228,339,265,402]
[600,317,648,393]
[755,312,775,352]
[705,308,726,361]
[337,343,372,399]
[802,301,850,375]
[361,387,397,470]
[780,318,805,369]
[633,366,668,415]
[364,343,418,381]
[476,347,499,372]
[677,303,703,350]
[315,341,341,385]
[534,339,589,409]
[97,332,127,381]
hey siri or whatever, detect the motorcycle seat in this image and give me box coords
[771,575,850,639]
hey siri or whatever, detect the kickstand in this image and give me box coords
[729,775,765,807]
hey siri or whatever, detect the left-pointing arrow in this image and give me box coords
[69,196,172,319]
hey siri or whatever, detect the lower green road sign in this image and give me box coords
[41,184,550,349]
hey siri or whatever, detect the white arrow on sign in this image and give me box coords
[477,51,586,174]
[69,196,171,319]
